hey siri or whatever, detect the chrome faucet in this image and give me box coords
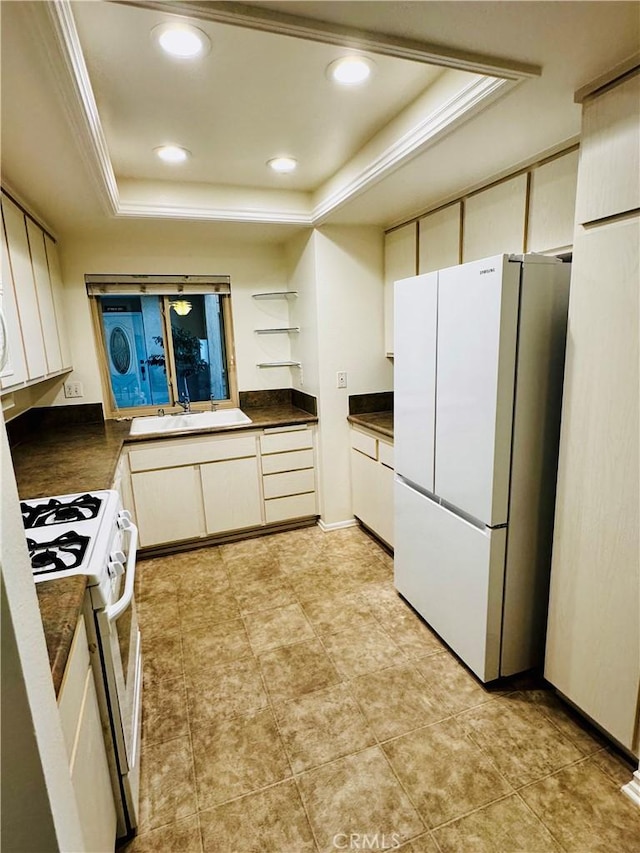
[177,396,191,413]
[210,395,218,411]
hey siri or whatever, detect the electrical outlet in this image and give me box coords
[64,381,84,399]
[336,370,347,389]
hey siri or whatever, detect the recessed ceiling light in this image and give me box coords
[267,157,298,174]
[327,56,374,86]
[155,145,190,164]
[152,22,211,59]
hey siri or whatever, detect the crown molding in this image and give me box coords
[39,0,519,228]
[117,0,541,80]
[311,76,513,223]
[39,0,120,215]
[117,200,313,226]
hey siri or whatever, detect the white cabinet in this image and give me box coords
[202,457,262,534]
[0,192,72,390]
[545,67,640,755]
[462,174,528,262]
[58,615,116,853]
[350,426,394,548]
[393,273,438,493]
[131,465,204,546]
[260,426,318,523]
[575,70,640,225]
[527,149,579,253]
[0,220,28,389]
[127,426,318,547]
[26,219,62,374]
[418,203,461,273]
[435,257,520,525]
[383,222,417,356]
[1,194,47,380]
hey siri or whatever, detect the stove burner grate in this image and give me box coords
[21,494,103,529]
[27,531,91,575]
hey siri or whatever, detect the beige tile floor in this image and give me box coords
[122,525,639,853]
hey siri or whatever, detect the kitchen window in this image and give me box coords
[87,275,237,417]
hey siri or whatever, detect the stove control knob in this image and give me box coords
[117,510,133,530]
[108,560,125,580]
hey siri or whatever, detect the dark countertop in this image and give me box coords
[347,411,394,439]
[11,404,317,695]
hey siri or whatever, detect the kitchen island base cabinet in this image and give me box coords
[58,615,116,853]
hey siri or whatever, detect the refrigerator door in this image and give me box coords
[394,272,438,493]
[434,255,520,526]
[395,477,507,681]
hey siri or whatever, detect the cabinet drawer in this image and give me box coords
[261,448,314,475]
[129,434,257,471]
[58,615,90,764]
[378,440,394,470]
[350,429,377,460]
[265,492,317,523]
[260,428,312,454]
[263,468,315,499]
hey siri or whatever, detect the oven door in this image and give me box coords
[94,518,142,834]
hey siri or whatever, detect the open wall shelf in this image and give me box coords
[255,327,300,335]
[257,361,302,368]
[252,291,298,300]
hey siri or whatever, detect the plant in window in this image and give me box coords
[147,327,208,388]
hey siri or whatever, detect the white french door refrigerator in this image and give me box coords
[394,253,570,682]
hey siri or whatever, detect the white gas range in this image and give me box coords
[21,489,142,840]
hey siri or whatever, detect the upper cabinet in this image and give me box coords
[575,71,640,225]
[383,221,417,357]
[463,174,528,263]
[0,192,72,391]
[527,149,579,253]
[418,203,461,274]
[2,194,47,380]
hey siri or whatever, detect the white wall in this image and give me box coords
[289,226,392,526]
[0,416,85,851]
[50,220,292,409]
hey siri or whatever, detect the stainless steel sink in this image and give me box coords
[129,408,252,436]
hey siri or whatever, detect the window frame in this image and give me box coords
[87,278,238,419]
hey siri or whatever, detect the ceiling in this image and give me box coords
[1,1,638,241]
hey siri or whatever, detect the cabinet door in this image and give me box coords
[575,71,640,224]
[131,466,204,546]
[44,234,72,369]
[527,150,579,253]
[435,256,520,525]
[0,221,28,388]
[546,215,639,751]
[26,220,62,374]
[201,457,262,534]
[395,478,506,682]
[1,195,47,379]
[394,273,437,493]
[418,203,461,273]
[384,222,417,356]
[71,670,117,853]
[351,447,380,533]
[462,174,527,263]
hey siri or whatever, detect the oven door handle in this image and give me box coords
[106,519,138,622]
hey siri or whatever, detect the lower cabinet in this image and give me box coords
[201,457,262,534]
[350,426,394,548]
[58,615,116,853]
[126,426,318,548]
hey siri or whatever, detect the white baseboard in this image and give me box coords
[318,518,358,533]
[621,770,640,807]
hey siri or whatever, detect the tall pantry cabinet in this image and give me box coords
[545,66,640,756]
